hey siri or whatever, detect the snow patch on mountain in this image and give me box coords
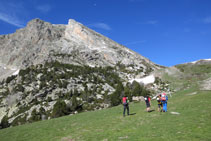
[191,58,211,64]
[13,69,20,76]
[129,75,155,85]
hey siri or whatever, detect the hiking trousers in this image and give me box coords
[162,102,167,112]
[123,104,129,116]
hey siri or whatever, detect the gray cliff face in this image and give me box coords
[0,19,65,67]
[0,18,160,80]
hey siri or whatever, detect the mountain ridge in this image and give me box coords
[0,18,161,81]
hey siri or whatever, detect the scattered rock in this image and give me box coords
[187,92,197,96]
[170,112,180,115]
[118,136,128,140]
[132,96,144,101]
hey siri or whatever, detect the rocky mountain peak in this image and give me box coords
[26,18,47,27]
[0,18,160,81]
[68,19,78,25]
[24,18,64,41]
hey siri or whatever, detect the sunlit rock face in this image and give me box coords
[0,18,160,80]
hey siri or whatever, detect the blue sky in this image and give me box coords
[0,0,211,66]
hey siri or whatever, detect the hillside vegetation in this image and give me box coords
[0,61,152,128]
[0,87,210,141]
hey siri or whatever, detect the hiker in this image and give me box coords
[144,96,151,112]
[157,94,163,112]
[161,93,168,112]
[122,96,129,117]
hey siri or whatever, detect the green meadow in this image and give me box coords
[0,88,210,141]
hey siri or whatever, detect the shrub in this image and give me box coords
[47,97,53,102]
[39,81,46,90]
[0,116,9,129]
[15,84,25,92]
[131,81,142,96]
[70,96,78,111]
[6,75,16,83]
[19,68,31,77]
[52,100,69,118]
[29,109,41,122]
[110,91,121,106]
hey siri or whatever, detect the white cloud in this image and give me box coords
[36,4,51,13]
[0,12,24,27]
[0,2,24,27]
[88,23,111,30]
[203,17,211,24]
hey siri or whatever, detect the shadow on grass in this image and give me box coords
[129,113,136,115]
[148,110,155,113]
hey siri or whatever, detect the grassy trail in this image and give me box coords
[0,89,211,141]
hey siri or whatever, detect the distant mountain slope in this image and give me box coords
[156,59,211,91]
[186,59,211,65]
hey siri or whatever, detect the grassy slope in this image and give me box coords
[0,89,211,141]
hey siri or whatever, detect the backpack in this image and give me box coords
[161,93,166,101]
[122,97,127,104]
[148,97,151,102]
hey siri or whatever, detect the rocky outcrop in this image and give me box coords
[0,18,160,81]
[200,78,211,90]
